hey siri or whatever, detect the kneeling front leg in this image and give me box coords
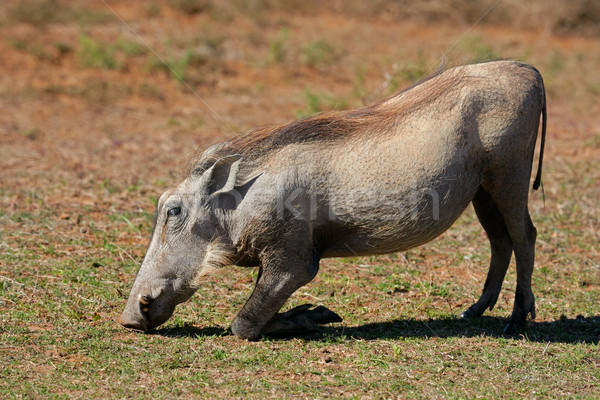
[231,249,335,340]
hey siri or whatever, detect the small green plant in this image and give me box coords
[147,50,199,83]
[8,39,72,63]
[29,44,51,62]
[167,116,182,127]
[146,2,161,18]
[461,34,499,62]
[296,87,348,118]
[44,81,133,103]
[76,35,148,70]
[146,37,222,85]
[113,37,147,57]
[384,57,428,94]
[548,49,565,74]
[137,83,164,99]
[269,27,290,64]
[353,65,368,101]
[20,127,39,141]
[99,178,122,195]
[299,87,322,117]
[8,38,27,51]
[212,348,227,360]
[376,276,411,294]
[172,50,197,82]
[54,41,72,56]
[302,39,338,68]
[76,35,119,69]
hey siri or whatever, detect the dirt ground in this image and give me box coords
[0,2,600,216]
[1,0,598,279]
[0,2,599,219]
[0,1,599,398]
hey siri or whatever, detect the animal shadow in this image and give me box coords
[152,315,599,344]
[313,315,600,344]
[152,325,229,338]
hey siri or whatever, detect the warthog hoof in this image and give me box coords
[503,322,517,335]
[262,304,342,337]
[459,308,477,319]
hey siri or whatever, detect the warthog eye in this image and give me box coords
[167,207,181,217]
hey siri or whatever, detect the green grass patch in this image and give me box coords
[460,34,500,63]
[8,0,112,26]
[268,27,290,64]
[296,87,348,118]
[76,35,148,70]
[302,39,339,68]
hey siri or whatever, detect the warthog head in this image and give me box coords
[118,154,244,331]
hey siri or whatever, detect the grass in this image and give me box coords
[302,39,339,68]
[460,34,499,63]
[268,27,290,64]
[1,1,599,398]
[44,80,134,103]
[76,35,148,70]
[296,87,348,118]
[145,34,225,85]
[381,54,429,94]
[1,162,599,398]
[8,0,112,27]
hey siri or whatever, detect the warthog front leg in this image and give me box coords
[230,244,330,340]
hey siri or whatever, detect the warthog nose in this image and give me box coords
[118,316,147,331]
[117,293,154,331]
[118,305,148,331]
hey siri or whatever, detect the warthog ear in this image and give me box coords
[206,154,243,196]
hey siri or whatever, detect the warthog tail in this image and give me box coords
[532,85,547,191]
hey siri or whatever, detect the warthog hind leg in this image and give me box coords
[502,210,537,334]
[466,175,537,335]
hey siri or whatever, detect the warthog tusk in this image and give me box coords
[138,294,151,305]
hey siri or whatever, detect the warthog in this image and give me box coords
[119,60,546,340]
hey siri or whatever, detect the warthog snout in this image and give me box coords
[118,293,153,331]
[118,283,176,331]
[118,303,147,331]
